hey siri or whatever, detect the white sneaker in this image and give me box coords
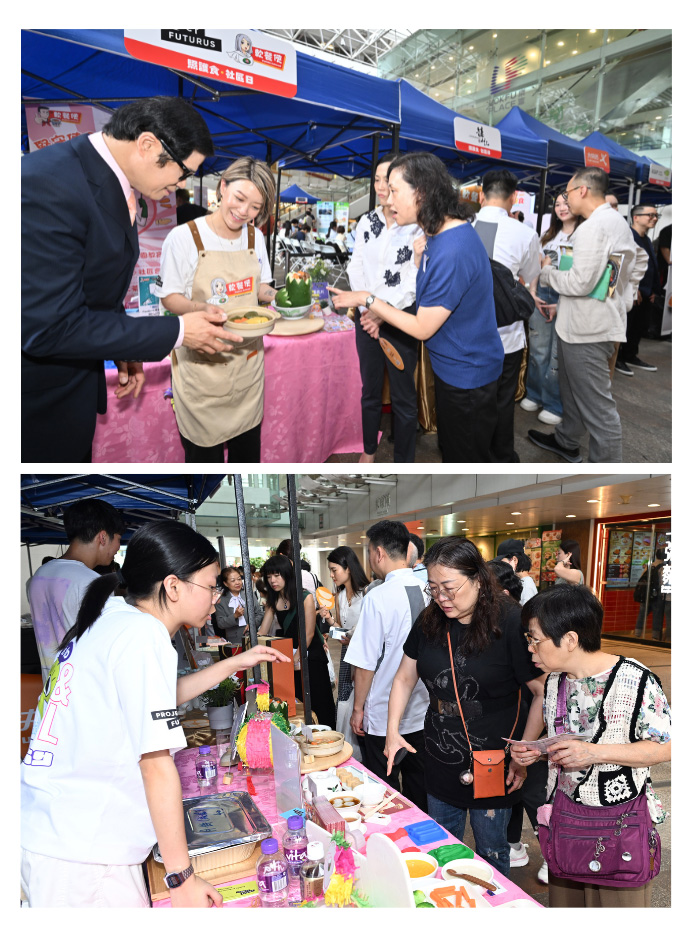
[537,409,562,425]
[509,843,529,867]
[537,859,549,884]
[520,397,540,412]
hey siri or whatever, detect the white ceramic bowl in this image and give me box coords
[274,302,313,320]
[440,857,495,885]
[403,850,439,880]
[224,305,280,338]
[353,781,387,806]
[328,793,362,815]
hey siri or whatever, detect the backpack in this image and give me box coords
[474,220,536,327]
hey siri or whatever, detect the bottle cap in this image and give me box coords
[199,745,211,754]
[261,837,279,855]
[307,841,324,860]
[287,815,304,830]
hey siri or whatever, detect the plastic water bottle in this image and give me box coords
[195,745,218,793]
[283,815,308,903]
[256,838,289,907]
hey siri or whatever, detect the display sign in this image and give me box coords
[541,530,562,584]
[660,532,671,595]
[629,530,654,585]
[525,538,542,586]
[25,102,110,152]
[124,192,177,315]
[454,117,502,159]
[316,201,334,238]
[606,530,634,586]
[584,146,611,172]
[124,29,298,98]
[335,202,350,231]
[648,163,672,187]
[295,196,308,204]
[460,185,483,204]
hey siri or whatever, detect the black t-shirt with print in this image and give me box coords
[402,600,543,809]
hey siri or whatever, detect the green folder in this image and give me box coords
[558,253,614,301]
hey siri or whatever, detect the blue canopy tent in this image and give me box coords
[580,131,672,206]
[21,474,225,546]
[279,183,318,204]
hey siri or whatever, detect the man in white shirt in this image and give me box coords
[529,167,640,463]
[345,520,429,809]
[27,499,125,682]
[474,170,542,462]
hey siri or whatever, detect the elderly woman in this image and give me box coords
[331,151,503,462]
[516,586,670,907]
[214,566,262,646]
[384,536,546,876]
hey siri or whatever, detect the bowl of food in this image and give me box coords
[404,851,438,880]
[297,729,345,757]
[440,857,495,886]
[328,793,362,815]
[274,271,314,319]
[224,305,280,339]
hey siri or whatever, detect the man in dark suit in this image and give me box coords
[22,96,238,462]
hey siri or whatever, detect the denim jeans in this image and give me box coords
[525,290,562,417]
[427,793,513,876]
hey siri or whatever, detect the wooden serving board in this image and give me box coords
[273,316,325,337]
[300,741,353,774]
[147,843,262,902]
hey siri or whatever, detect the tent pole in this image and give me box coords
[627,181,635,216]
[265,143,273,262]
[233,475,261,684]
[368,135,380,212]
[271,166,282,276]
[634,184,642,206]
[217,536,227,571]
[535,168,548,235]
[287,474,312,723]
[26,543,33,578]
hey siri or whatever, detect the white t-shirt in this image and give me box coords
[345,568,430,736]
[474,205,542,354]
[155,216,272,302]
[21,597,187,864]
[520,575,538,606]
[28,559,100,683]
[348,206,422,312]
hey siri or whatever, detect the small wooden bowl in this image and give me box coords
[224,305,280,339]
[298,730,345,757]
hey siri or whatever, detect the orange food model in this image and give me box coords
[315,586,335,609]
[430,885,456,907]
[406,859,434,878]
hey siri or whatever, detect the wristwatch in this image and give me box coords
[364,294,377,309]
[164,864,194,889]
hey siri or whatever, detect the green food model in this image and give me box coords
[276,271,312,308]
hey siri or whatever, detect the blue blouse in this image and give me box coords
[417,223,504,390]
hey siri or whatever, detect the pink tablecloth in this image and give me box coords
[93,329,363,463]
[152,748,540,909]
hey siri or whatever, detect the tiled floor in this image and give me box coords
[326,337,671,464]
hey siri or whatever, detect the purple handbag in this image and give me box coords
[537,673,661,888]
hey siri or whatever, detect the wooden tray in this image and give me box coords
[147,843,262,902]
[301,741,353,774]
[273,316,325,336]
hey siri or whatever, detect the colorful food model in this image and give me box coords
[229,315,270,324]
[275,271,312,307]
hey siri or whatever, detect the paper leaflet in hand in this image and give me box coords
[503,731,578,753]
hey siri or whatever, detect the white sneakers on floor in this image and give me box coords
[537,409,562,425]
[509,843,529,867]
[519,397,540,412]
[538,859,549,884]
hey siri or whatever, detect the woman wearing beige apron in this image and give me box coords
[157,157,277,462]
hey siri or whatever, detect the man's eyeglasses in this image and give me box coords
[424,581,468,601]
[187,580,225,603]
[560,184,590,201]
[158,136,196,182]
[636,212,661,220]
[524,632,552,649]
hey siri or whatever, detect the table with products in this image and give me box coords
[151,744,540,909]
[92,325,363,463]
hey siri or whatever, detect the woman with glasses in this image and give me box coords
[21,520,289,908]
[383,536,545,876]
[157,156,278,463]
[515,586,670,907]
[214,566,262,646]
[258,555,336,729]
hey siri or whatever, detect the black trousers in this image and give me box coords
[619,299,648,361]
[489,349,523,463]
[433,372,498,463]
[506,757,549,842]
[295,653,336,730]
[180,422,262,463]
[360,728,427,812]
[355,310,419,462]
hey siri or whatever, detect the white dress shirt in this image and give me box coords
[348,206,422,312]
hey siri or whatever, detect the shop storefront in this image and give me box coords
[591,511,671,644]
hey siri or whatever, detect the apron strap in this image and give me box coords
[247,223,255,250]
[186,220,205,254]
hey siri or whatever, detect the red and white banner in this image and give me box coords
[454,117,502,159]
[648,163,672,187]
[584,146,611,172]
[124,29,297,98]
[25,102,109,152]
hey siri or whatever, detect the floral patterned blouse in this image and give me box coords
[546,662,671,823]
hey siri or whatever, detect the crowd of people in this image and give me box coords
[21,94,669,464]
[22,499,671,908]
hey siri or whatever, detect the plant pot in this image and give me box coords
[206,703,234,730]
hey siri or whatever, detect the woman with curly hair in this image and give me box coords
[331,151,503,462]
[383,536,545,875]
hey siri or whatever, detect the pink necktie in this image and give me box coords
[127,191,137,226]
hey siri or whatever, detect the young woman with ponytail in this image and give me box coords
[21,520,290,909]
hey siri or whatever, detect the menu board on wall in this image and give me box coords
[541,530,562,583]
[606,530,634,586]
[525,538,542,586]
[629,530,654,585]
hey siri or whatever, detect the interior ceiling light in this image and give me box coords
[571,50,578,54]
[566,514,576,518]
[655,115,662,120]
[586,499,599,503]
[449,55,454,60]
[590,29,597,33]
[545,60,551,65]
[506,522,515,526]
[493,33,497,38]
[466,78,472,83]
[648,503,661,507]
[511,512,521,516]
[468,46,474,50]
[557,41,565,46]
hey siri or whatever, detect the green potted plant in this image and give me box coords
[199,675,240,730]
